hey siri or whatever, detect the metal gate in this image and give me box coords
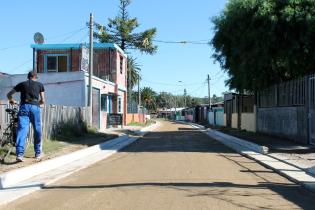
[225,100,232,128]
[92,88,100,129]
[310,76,315,145]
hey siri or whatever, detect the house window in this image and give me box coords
[101,94,107,111]
[120,55,123,74]
[118,97,122,113]
[46,55,68,72]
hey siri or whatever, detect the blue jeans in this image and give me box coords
[16,104,42,157]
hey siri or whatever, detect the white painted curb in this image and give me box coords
[187,123,315,192]
[211,129,269,154]
[0,135,128,189]
[134,121,160,135]
[307,166,315,176]
[0,121,160,189]
[187,122,269,154]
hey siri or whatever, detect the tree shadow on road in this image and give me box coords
[42,181,315,210]
[119,129,234,153]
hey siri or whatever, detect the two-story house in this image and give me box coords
[0,43,128,130]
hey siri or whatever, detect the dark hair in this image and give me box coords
[27,71,37,79]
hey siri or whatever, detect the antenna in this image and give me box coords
[34,32,44,44]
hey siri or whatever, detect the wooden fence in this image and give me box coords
[0,104,90,141]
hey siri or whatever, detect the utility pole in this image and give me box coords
[88,13,94,126]
[184,88,187,108]
[128,63,131,113]
[138,78,141,112]
[174,95,177,120]
[207,74,211,107]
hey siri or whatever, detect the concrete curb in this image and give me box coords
[186,122,269,154]
[134,121,160,135]
[0,136,138,206]
[186,122,315,192]
[0,122,160,189]
[211,129,269,154]
[0,135,128,189]
[307,167,315,176]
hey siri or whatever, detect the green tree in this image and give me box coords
[156,92,173,109]
[127,56,141,89]
[141,87,157,111]
[212,0,315,92]
[211,94,223,104]
[94,0,157,54]
[94,0,157,93]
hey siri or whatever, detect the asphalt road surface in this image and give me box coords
[2,120,315,210]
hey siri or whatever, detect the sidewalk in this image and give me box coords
[217,128,315,175]
[187,122,315,192]
[0,122,160,206]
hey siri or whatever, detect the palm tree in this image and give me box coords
[127,56,141,90]
[141,87,157,111]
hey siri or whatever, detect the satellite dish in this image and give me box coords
[34,32,44,44]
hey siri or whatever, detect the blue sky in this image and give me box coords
[0,0,228,97]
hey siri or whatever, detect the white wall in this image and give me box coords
[0,72,86,107]
[223,113,227,126]
[241,113,256,132]
[240,105,256,132]
[208,112,215,125]
[231,113,238,129]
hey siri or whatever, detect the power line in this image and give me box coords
[47,26,87,41]
[186,81,207,96]
[59,27,88,43]
[0,43,31,52]
[78,30,89,43]
[153,39,210,45]
[142,78,205,87]
[0,26,88,52]
[9,59,33,72]
[210,70,223,79]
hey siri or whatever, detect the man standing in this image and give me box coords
[7,71,45,162]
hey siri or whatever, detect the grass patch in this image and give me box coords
[52,121,117,146]
[0,139,64,161]
[1,121,116,159]
[25,139,64,157]
[127,119,155,127]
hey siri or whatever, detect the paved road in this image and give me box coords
[2,121,315,210]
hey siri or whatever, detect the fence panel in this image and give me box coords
[0,104,90,141]
[309,74,315,145]
[259,75,308,107]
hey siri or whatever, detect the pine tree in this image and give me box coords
[94,0,157,54]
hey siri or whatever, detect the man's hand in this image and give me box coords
[39,92,45,106]
[9,99,17,105]
[7,89,16,104]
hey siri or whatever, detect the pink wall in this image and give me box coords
[36,48,127,91]
[126,113,145,124]
[101,111,107,130]
[186,114,194,122]
[115,51,127,88]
